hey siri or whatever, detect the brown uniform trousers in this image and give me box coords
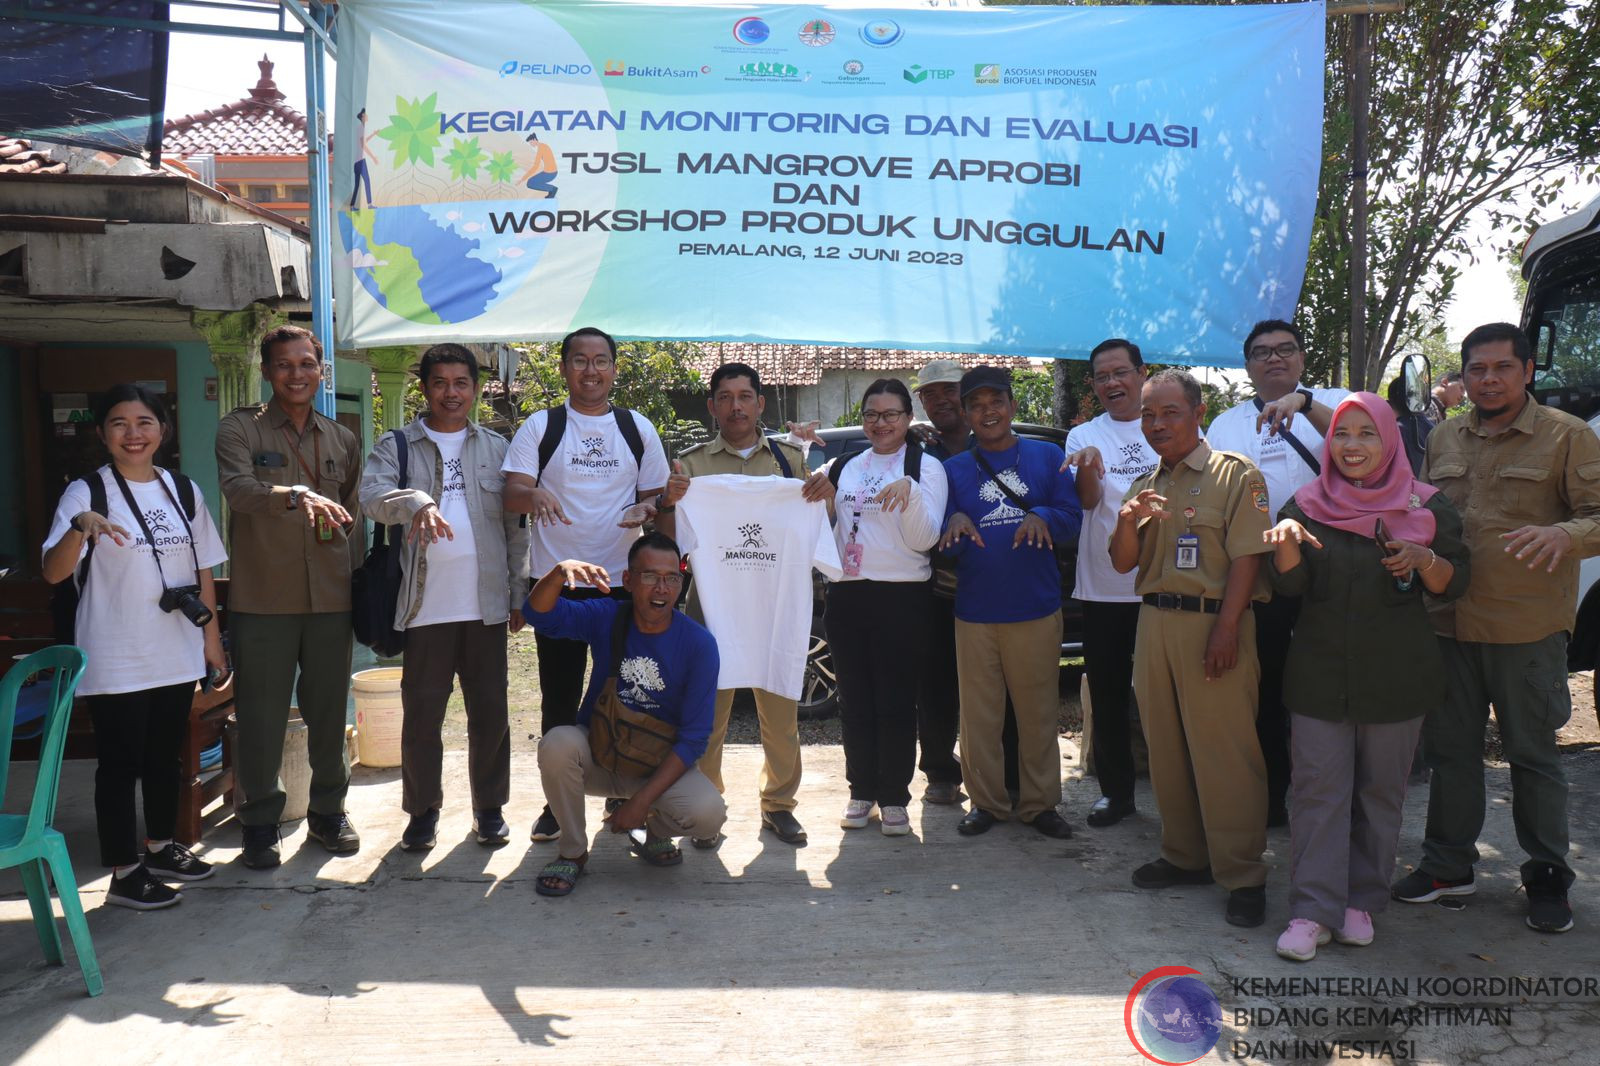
[1125,441,1272,890]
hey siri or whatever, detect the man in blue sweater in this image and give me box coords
[940,367,1083,838]
[523,532,726,896]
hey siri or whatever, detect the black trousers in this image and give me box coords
[401,620,511,815]
[86,682,194,867]
[534,585,631,733]
[916,591,964,785]
[1253,593,1300,815]
[1083,599,1141,805]
[825,579,931,808]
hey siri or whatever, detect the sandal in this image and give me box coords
[535,855,587,897]
[629,836,683,867]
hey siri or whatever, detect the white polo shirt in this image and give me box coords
[1205,384,1351,519]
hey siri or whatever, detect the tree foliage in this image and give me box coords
[506,340,709,456]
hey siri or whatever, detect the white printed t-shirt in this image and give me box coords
[825,444,949,583]
[501,402,670,585]
[410,424,481,627]
[675,474,842,699]
[1065,413,1160,602]
[43,467,228,696]
[1206,384,1351,519]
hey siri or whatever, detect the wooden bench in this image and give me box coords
[2,574,236,846]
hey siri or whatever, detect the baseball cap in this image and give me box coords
[958,365,1013,401]
[914,359,964,390]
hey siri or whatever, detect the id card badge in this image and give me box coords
[1175,533,1199,570]
[315,513,335,542]
[843,542,864,577]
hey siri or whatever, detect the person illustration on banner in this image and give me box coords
[350,107,377,211]
[521,132,559,199]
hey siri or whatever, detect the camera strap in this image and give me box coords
[110,466,201,589]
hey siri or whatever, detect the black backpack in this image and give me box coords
[351,430,410,658]
[51,468,199,645]
[826,438,924,488]
[534,404,646,483]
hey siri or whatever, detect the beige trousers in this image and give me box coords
[955,611,1064,821]
[698,688,802,812]
[537,725,728,860]
[1132,605,1267,889]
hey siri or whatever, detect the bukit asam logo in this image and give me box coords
[1125,966,1223,1065]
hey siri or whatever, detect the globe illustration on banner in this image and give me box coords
[1131,974,1223,1064]
[339,202,545,325]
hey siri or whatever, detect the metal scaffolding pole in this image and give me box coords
[285,0,338,416]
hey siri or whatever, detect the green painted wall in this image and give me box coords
[0,347,23,566]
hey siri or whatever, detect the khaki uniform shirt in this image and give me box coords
[676,434,807,481]
[1123,440,1273,602]
[1422,398,1600,643]
[215,398,364,614]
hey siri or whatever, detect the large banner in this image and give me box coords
[334,0,1324,365]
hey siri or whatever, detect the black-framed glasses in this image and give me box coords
[1246,342,1301,362]
[567,356,615,372]
[1092,367,1140,386]
[862,409,909,424]
[635,570,684,589]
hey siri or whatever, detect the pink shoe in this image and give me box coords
[1335,908,1374,946]
[1275,918,1331,962]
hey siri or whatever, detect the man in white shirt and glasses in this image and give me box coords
[1205,319,1350,828]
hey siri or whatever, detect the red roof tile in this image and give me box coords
[163,56,308,156]
[0,136,67,176]
[683,343,1034,386]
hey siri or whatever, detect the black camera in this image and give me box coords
[159,585,214,628]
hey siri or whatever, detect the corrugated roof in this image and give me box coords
[163,56,308,156]
[0,137,67,176]
[683,343,1034,386]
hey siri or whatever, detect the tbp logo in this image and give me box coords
[903,64,955,84]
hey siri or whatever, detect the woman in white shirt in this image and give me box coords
[41,385,228,911]
[822,379,950,836]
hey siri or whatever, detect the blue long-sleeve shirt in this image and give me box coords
[523,596,718,767]
[942,437,1083,623]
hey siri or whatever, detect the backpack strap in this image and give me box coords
[77,473,109,590]
[374,430,408,550]
[171,470,197,520]
[826,447,857,489]
[766,438,793,479]
[1252,396,1321,475]
[535,405,568,485]
[613,405,646,470]
[904,438,923,482]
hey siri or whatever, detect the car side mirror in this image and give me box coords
[1400,353,1432,415]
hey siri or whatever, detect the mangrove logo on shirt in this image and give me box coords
[618,655,665,707]
[1111,442,1157,479]
[442,457,465,501]
[977,470,1028,526]
[143,508,173,535]
[718,519,779,572]
[568,432,622,473]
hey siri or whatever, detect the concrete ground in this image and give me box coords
[2,740,1598,1065]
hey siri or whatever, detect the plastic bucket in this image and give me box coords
[230,713,311,822]
[352,667,405,768]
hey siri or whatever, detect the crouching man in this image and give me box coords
[523,532,726,896]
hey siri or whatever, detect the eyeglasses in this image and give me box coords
[1246,342,1301,363]
[567,356,615,372]
[1092,367,1139,386]
[635,570,684,589]
[862,410,909,424]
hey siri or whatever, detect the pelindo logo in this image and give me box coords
[1124,966,1223,1065]
[733,16,770,45]
[499,60,594,78]
[860,19,903,47]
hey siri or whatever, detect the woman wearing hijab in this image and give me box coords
[1263,392,1470,961]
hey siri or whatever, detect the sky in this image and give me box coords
[162,3,1594,358]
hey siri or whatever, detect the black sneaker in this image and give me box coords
[240,824,282,870]
[105,865,181,911]
[530,807,560,842]
[145,842,215,882]
[402,809,439,851]
[474,808,510,846]
[1391,867,1475,903]
[1132,858,1214,889]
[305,811,361,854]
[1226,886,1267,928]
[1525,863,1574,934]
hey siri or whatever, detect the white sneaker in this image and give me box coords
[880,805,912,836]
[840,799,874,829]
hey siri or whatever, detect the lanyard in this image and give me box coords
[109,467,200,589]
[280,421,323,484]
[973,446,1029,511]
[846,451,898,544]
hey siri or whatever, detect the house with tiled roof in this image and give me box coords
[163,56,312,225]
[677,342,1036,427]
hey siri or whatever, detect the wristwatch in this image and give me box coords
[71,511,91,533]
[654,494,676,514]
[1297,389,1315,409]
[288,484,310,509]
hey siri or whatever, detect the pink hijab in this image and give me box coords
[1295,392,1439,545]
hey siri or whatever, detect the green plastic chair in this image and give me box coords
[1,646,101,996]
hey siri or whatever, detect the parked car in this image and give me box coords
[784,422,1085,720]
